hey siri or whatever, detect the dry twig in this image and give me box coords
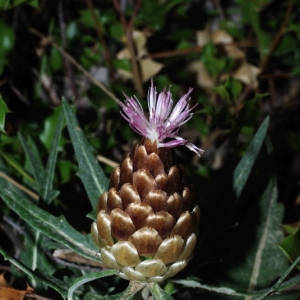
[29,28,119,103]
[86,0,115,79]
[113,0,144,97]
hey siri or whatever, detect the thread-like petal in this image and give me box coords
[118,81,204,156]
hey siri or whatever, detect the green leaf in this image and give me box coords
[149,283,174,300]
[62,98,109,212]
[0,183,99,262]
[0,20,15,55]
[201,42,230,76]
[0,0,38,9]
[233,117,270,198]
[219,178,288,293]
[79,8,101,29]
[113,58,132,72]
[213,85,230,102]
[80,46,102,69]
[227,77,243,102]
[0,150,34,183]
[109,23,125,40]
[18,133,46,193]
[236,0,271,58]
[172,279,254,297]
[241,179,287,291]
[19,226,56,289]
[67,269,117,300]
[41,111,64,203]
[87,282,146,300]
[213,77,243,104]
[57,159,75,183]
[282,225,298,235]
[66,22,79,41]
[49,47,63,71]
[0,96,10,133]
[280,227,300,270]
[0,247,68,298]
[219,20,244,39]
[238,99,259,126]
[173,269,300,298]
[255,255,300,300]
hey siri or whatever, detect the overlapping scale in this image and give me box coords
[92,138,200,282]
[128,227,162,256]
[111,241,141,267]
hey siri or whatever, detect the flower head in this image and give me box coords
[118,80,204,156]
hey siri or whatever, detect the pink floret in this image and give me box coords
[118,80,204,157]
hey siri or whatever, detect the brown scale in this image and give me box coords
[96,137,198,248]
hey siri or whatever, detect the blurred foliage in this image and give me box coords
[0,0,300,299]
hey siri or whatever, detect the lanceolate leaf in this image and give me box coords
[0,0,39,10]
[172,279,258,297]
[0,183,99,262]
[0,247,68,298]
[279,227,300,270]
[191,117,271,273]
[82,282,145,300]
[150,283,174,300]
[19,226,56,290]
[0,150,35,183]
[173,270,300,298]
[219,178,288,294]
[41,111,64,203]
[18,133,46,193]
[62,98,109,211]
[67,269,117,300]
[233,117,269,198]
[245,179,287,292]
[0,96,10,133]
[256,255,300,300]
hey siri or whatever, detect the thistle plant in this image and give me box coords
[91,81,204,282]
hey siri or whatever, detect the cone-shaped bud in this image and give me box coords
[92,81,203,282]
